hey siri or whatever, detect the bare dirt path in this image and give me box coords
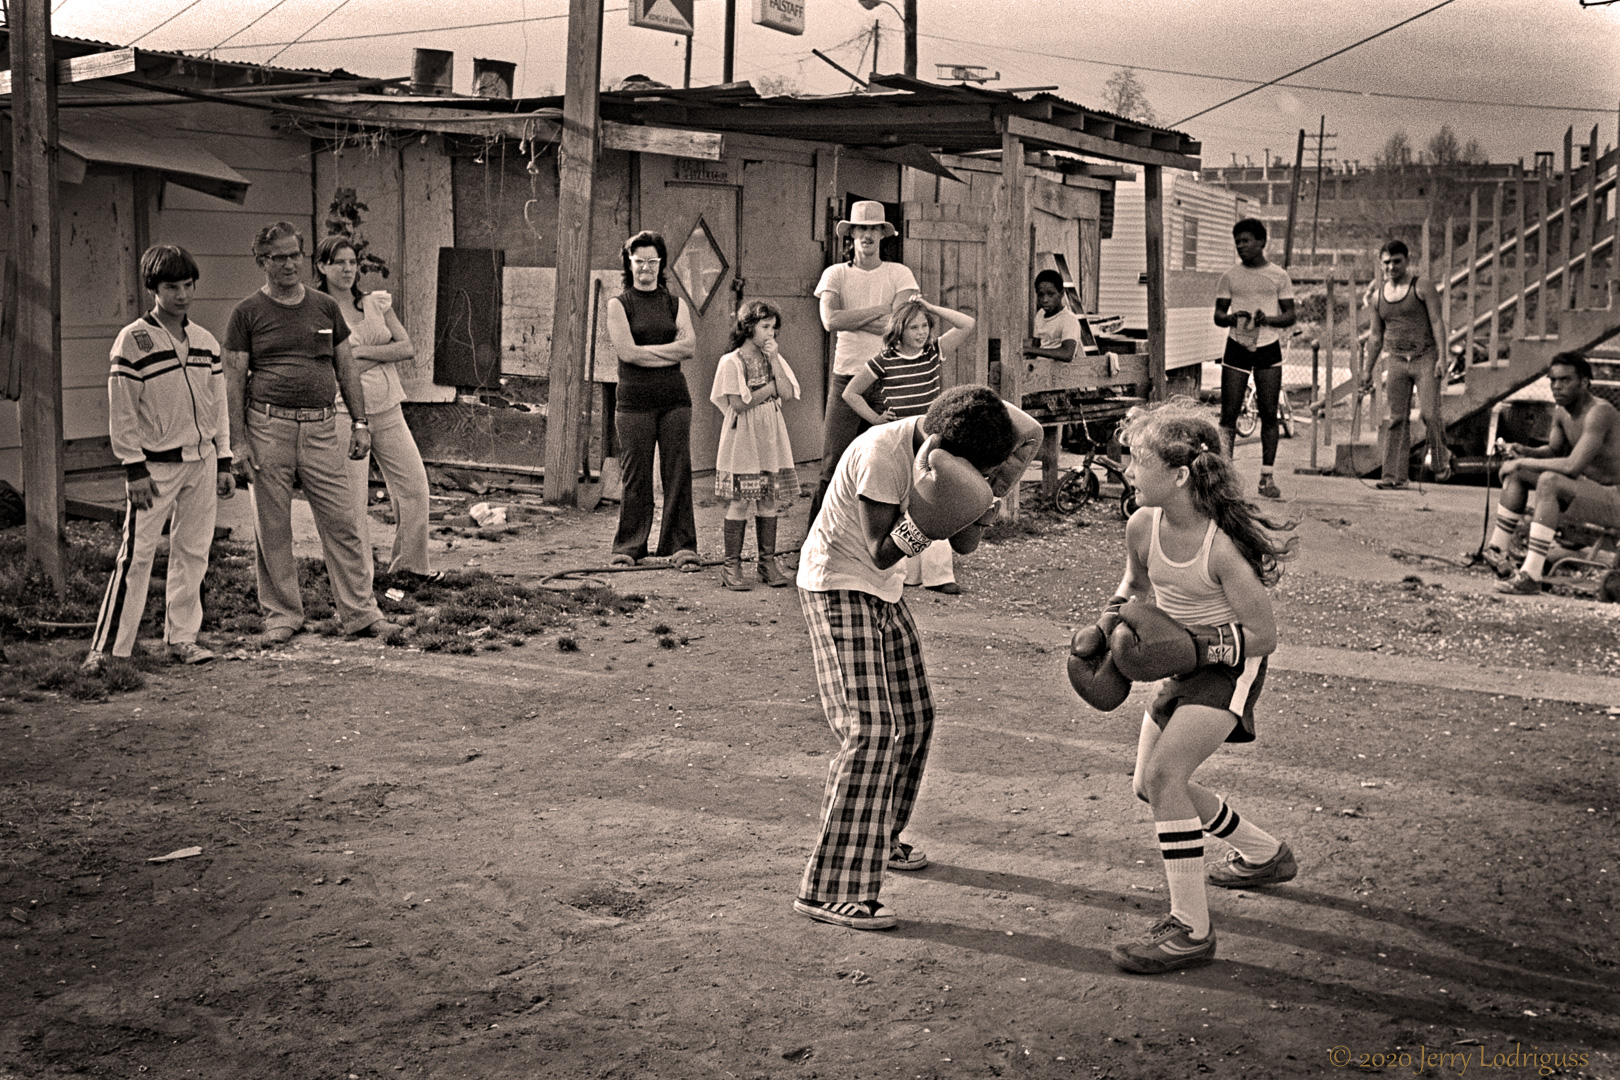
[3,447,1617,1079]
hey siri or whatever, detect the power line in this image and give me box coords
[1173,0,1460,125]
[129,0,207,46]
[264,0,358,65]
[198,9,597,51]
[211,0,293,53]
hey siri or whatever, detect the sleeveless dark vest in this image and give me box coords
[616,286,691,412]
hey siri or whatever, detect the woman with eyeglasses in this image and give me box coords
[313,235,438,584]
[603,231,700,569]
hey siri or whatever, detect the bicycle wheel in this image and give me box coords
[1235,398,1259,438]
[1119,483,1138,519]
[1278,400,1294,440]
[1054,468,1099,514]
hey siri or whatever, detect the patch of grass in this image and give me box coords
[556,636,578,652]
[416,633,453,653]
[651,623,673,636]
[381,626,408,647]
[657,635,677,650]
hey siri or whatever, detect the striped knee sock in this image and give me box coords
[1158,817,1209,939]
[1487,506,1522,553]
[1521,522,1554,579]
[1203,799,1280,865]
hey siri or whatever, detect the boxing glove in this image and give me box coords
[1109,599,1246,682]
[1067,649,1132,712]
[891,436,995,555]
[1071,595,1128,660]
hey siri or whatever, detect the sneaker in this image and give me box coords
[1207,840,1298,889]
[170,641,215,665]
[1496,570,1542,596]
[1257,477,1282,500]
[1480,546,1515,578]
[79,650,107,676]
[1111,915,1217,974]
[352,618,397,637]
[924,582,961,595]
[888,842,928,871]
[792,897,898,930]
[259,626,296,646]
[1374,477,1409,490]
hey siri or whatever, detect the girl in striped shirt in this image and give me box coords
[842,297,976,592]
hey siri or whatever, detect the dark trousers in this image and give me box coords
[807,374,870,529]
[613,405,697,560]
[1219,363,1283,467]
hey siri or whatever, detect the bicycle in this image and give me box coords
[1052,415,1137,519]
[1234,380,1295,440]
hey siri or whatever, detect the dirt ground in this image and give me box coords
[3,435,1618,1080]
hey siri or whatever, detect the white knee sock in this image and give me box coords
[1203,798,1280,865]
[1520,522,1554,578]
[1158,817,1209,939]
[1488,506,1522,552]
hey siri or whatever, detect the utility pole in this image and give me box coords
[722,0,736,83]
[903,0,917,78]
[1282,128,1305,269]
[1308,115,1339,259]
[545,0,603,505]
[870,20,881,81]
[11,0,66,585]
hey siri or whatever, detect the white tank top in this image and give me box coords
[1147,507,1239,626]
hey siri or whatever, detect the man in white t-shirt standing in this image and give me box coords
[792,385,1043,930]
[808,201,920,528]
[1214,218,1296,499]
[1024,269,1082,363]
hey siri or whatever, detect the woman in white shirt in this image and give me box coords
[315,236,438,582]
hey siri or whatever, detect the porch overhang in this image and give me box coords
[56,115,251,203]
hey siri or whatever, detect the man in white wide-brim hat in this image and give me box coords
[807,200,919,528]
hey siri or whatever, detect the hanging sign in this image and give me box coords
[752,0,805,35]
[628,0,694,36]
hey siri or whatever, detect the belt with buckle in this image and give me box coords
[249,400,335,422]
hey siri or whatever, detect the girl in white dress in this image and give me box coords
[314,236,438,582]
[710,300,799,590]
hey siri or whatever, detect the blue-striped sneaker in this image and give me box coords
[1207,840,1297,888]
[793,897,898,930]
[888,842,928,871]
[1111,915,1217,974]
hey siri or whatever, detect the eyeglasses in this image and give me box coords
[630,258,661,269]
[260,252,304,265]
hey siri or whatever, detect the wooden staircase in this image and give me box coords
[1332,128,1620,477]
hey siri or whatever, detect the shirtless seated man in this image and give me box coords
[1483,352,1620,594]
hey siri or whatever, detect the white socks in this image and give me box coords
[1487,505,1522,553]
[1203,798,1280,865]
[1157,817,1209,939]
[1521,522,1554,579]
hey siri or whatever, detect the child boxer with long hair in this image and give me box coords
[1098,403,1297,973]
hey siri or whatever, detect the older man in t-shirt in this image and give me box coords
[223,221,387,644]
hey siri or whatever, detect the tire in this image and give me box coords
[1054,468,1098,514]
[1278,403,1294,440]
[1235,405,1258,439]
[1119,485,1138,519]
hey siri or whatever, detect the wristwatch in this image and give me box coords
[351,417,369,428]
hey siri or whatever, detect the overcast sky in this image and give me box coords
[51,0,1620,171]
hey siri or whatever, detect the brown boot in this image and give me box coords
[720,518,752,591]
[755,516,792,587]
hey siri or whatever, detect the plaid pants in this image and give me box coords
[797,588,935,903]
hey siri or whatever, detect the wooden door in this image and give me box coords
[901,201,988,390]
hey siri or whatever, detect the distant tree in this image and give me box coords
[1375,129,1414,171]
[754,73,803,98]
[1102,67,1156,124]
[1460,136,1487,165]
[1425,124,1462,166]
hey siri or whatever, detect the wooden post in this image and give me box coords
[1420,215,1431,281]
[1561,126,1574,316]
[1309,340,1319,471]
[723,0,736,83]
[1583,124,1599,307]
[11,0,65,586]
[1350,279,1363,441]
[1465,188,1479,358]
[1143,164,1168,400]
[1323,276,1335,453]
[1516,175,1529,337]
[544,0,604,505]
[993,123,1028,517]
[1536,172,1550,337]
[903,0,917,78]
[1442,215,1455,354]
[1281,128,1305,269]
[1489,182,1503,366]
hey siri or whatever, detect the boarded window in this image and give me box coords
[1182,215,1200,269]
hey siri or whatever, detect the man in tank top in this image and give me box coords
[1361,239,1450,489]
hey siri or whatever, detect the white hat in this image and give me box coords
[835,200,897,239]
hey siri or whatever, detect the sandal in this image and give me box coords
[1374,478,1408,490]
[608,553,637,567]
[671,550,703,572]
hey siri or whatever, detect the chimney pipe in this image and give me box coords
[411,48,454,96]
[473,58,517,99]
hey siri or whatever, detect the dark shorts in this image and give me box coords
[1147,657,1268,744]
[1222,339,1283,372]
